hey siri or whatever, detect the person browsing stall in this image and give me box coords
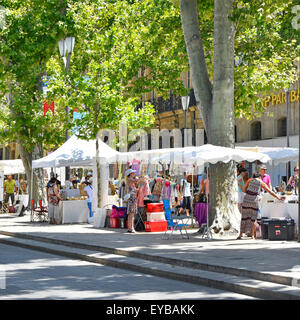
[237,172,284,240]
[237,168,248,213]
[47,177,62,225]
[179,172,191,217]
[125,169,138,233]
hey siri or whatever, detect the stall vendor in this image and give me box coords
[287,166,299,192]
[259,165,272,190]
[83,178,94,223]
[4,175,17,205]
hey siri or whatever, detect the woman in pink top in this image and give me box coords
[259,165,272,190]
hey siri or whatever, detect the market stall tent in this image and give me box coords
[237,146,299,186]
[112,144,271,165]
[0,159,25,175]
[237,146,299,165]
[32,135,119,169]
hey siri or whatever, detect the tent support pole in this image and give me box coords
[191,164,194,228]
[203,163,212,240]
[30,165,33,222]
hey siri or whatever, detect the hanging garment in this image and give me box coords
[162,181,171,200]
[137,178,151,208]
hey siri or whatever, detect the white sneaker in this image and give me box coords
[88,216,94,224]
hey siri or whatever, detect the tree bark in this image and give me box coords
[180,0,240,235]
[18,140,45,208]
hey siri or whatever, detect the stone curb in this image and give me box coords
[0,237,299,300]
[0,230,295,288]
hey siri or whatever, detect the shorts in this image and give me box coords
[182,196,191,211]
[4,193,14,204]
[238,192,244,204]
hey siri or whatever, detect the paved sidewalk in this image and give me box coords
[0,214,300,282]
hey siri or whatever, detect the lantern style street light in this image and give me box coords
[58,37,75,181]
[181,95,190,131]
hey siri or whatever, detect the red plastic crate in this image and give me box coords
[147,202,164,213]
[145,221,167,232]
[110,217,119,228]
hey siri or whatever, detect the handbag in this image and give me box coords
[199,193,208,203]
[124,193,130,201]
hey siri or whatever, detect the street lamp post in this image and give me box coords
[297,59,300,243]
[285,88,291,181]
[181,95,190,146]
[58,37,75,181]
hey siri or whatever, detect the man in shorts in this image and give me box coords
[4,175,17,206]
[179,172,191,216]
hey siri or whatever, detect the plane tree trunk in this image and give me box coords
[180,0,240,235]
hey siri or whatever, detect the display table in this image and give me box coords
[194,203,208,227]
[17,194,29,207]
[60,200,89,224]
[261,194,298,226]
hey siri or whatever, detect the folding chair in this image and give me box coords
[31,199,48,222]
[162,199,189,240]
[0,202,9,214]
[134,207,145,230]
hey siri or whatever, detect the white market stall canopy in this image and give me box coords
[32,135,119,169]
[112,144,271,165]
[0,159,25,175]
[32,136,272,170]
[237,146,299,165]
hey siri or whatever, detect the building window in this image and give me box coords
[277,117,287,137]
[0,149,2,160]
[5,148,10,160]
[204,130,208,144]
[234,125,237,143]
[250,121,262,140]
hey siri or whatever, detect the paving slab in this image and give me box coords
[0,214,300,284]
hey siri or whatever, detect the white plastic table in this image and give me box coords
[60,200,89,224]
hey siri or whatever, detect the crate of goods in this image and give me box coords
[147,211,166,222]
[268,219,295,241]
[261,218,271,239]
[110,217,119,228]
[147,202,164,213]
[145,221,168,232]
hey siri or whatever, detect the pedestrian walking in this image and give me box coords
[4,175,17,207]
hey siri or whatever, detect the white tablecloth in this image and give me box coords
[261,194,299,226]
[60,200,89,224]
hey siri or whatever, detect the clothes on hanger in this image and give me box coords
[152,177,163,202]
[137,176,151,208]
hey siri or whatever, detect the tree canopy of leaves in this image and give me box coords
[0,0,299,151]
